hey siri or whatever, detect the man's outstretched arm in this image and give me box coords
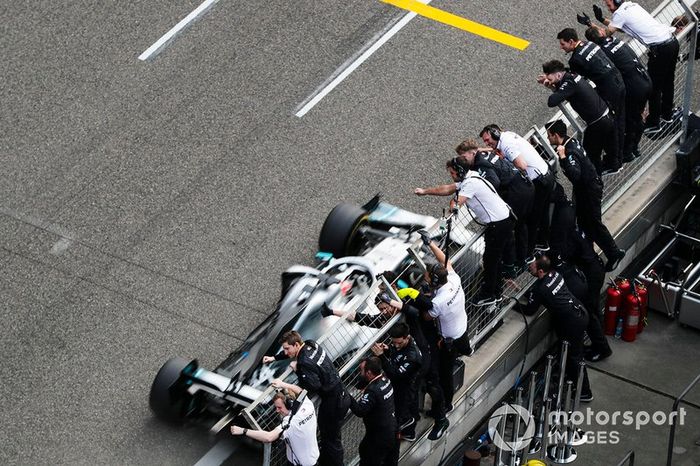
[414,184,457,197]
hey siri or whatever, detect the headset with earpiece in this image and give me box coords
[428,263,442,288]
[276,388,304,466]
[451,157,468,180]
[487,125,502,141]
[276,388,300,417]
[613,0,623,7]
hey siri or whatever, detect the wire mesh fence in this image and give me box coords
[242,280,402,466]
[550,0,698,211]
[243,2,697,465]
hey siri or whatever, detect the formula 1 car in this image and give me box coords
[149,196,454,429]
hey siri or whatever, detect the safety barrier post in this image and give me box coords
[678,1,698,144]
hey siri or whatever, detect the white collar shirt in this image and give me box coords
[496,131,549,180]
[281,397,319,466]
[610,2,674,45]
[456,171,510,224]
[428,270,467,339]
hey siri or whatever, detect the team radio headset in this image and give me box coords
[427,263,442,289]
[486,124,501,142]
[277,388,304,466]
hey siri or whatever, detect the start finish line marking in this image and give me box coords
[381,0,530,50]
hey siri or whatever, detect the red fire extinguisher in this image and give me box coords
[622,289,641,342]
[635,281,648,334]
[616,277,632,299]
[604,280,622,336]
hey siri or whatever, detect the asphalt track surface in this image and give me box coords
[0,0,661,464]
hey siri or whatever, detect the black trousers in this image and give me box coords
[501,179,535,265]
[318,386,349,466]
[579,258,605,313]
[527,172,555,252]
[438,344,458,411]
[598,75,627,160]
[583,114,619,174]
[647,37,680,125]
[574,185,618,259]
[436,330,471,412]
[580,256,610,355]
[394,378,419,434]
[549,191,576,260]
[424,334,446,420]
[359,432,399,466]
[623,75,652,155]
[560,263,611,356]
[482,216,516,297]
[555,306,592,396]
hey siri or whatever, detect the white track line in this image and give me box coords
[139,0,220,61]
[294,0,433,118]
[193,439,237,466]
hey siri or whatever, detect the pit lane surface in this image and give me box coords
[0,0,660,464]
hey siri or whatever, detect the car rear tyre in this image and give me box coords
[150,357,193,423]
[319,203,368,258]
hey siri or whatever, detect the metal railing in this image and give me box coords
[616,450,636,466]
[550,0,699,212]
[666,371,700,466]
[243,2,697,465]
[442,202,540,348]
[242,278,403,466]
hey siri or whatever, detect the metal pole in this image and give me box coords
[511,389,524,466]
[548,381,578,464]
[558,103,585,137]
[564,381,576,460]
[677,0,698,144]
[527,371,541,454]
[667,372,700,466]
[571,361,587,447]
[527,371,538,417]
[573,361,584,412]
[536,355,555,441]
[443,208,453,267]
[556,341,570,412]
[558,383,573,461]
[615,450,635,466]
[540,398,552,461]
[532,125,560,164]
[496,402,508,466]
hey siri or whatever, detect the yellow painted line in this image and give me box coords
[381,0,529,50]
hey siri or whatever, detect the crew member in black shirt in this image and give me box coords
[593,0,680,134]
[263,331,349,466]
[323,271,443,441]
[350,356,399,466]
[586,25,652,161]
[560,225,613,362]
[558,28,626,160]
[546,119,625,272]
[456,138,534,277]
[520,254,593,401]
[538,59,621,175]
[371,322,422,441]
[537,190,613,364]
